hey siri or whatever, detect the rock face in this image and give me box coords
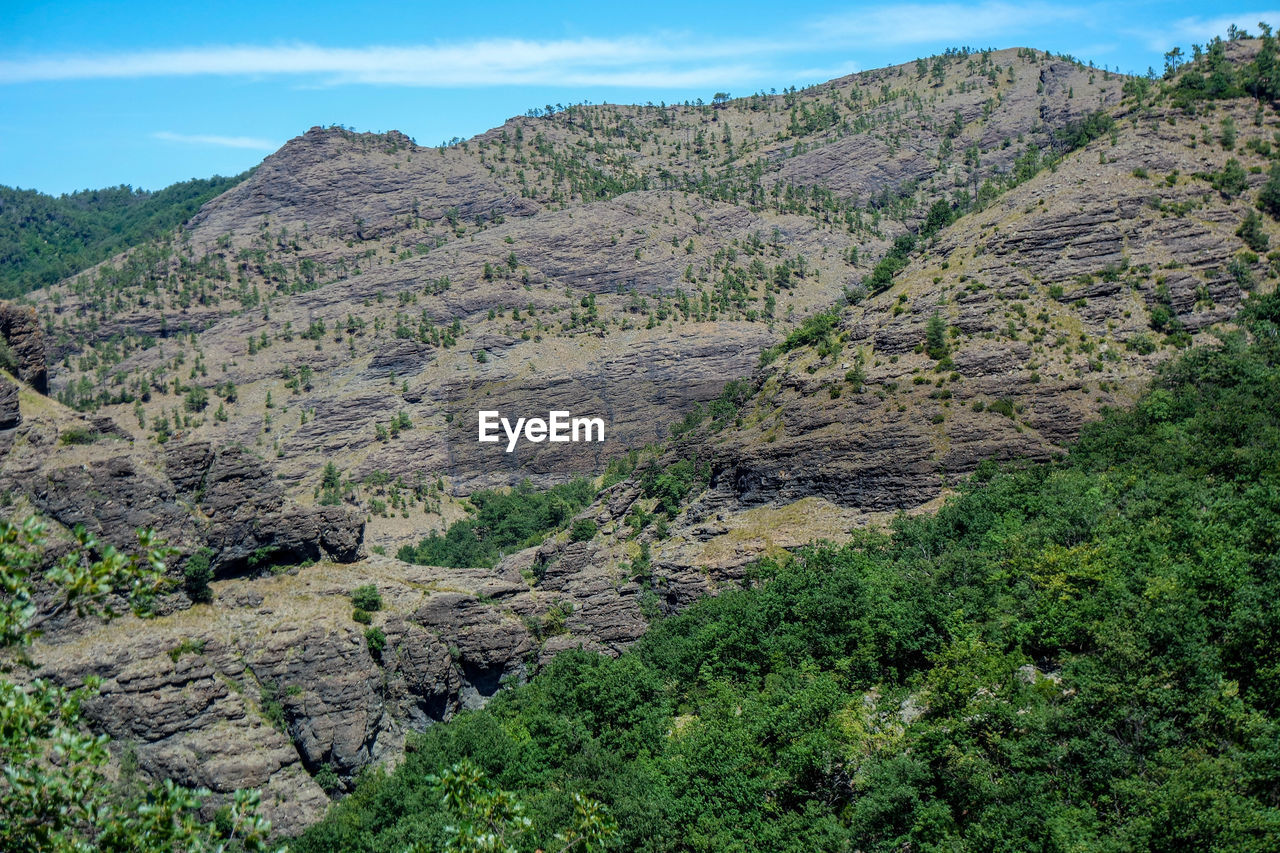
[164,441,365,572]
[22,47,1129,536]
[0,375,19,430]
[0,390,364,574]
[9,44,1275,838]
[517,86,1272,634]
[30,557,547,835]
[0,302,47,393]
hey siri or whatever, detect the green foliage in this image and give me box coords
[919,198,955,238]
[259,682,287,732]
[0,518,279,850]
[299,297,1280,851]
[399,478,597,568]
[570,518,599,543]
[862,232,916,294]
[352,608,372,625]
[778,308,840,354]
[319,461,345,506]
[986,396,1016,417]
[183,385,209,413]
[315,764,341,796]
[1259,164,1280,220]
[672,379,755,436]
[924,313,949,360]
[601,451,640,489]
[1053,110,1115,151]
[1238,210,1270,252]
[350,584,382,612]
[58,426,99,445]
[389,759,616,853]
[0,338,16,377]
[364,627,387,660]
[0,173,249,297]
[1215,158,1249,197]
[640,457,706,517]
[182,547,215,604]
[1170,32,1275,106]
[168,638,205,663]
[1128,332,1158,354]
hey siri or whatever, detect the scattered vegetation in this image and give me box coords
[398,478,597,568]
[298,293,1280,852]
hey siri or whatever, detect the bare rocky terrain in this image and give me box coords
[2,41,1276,833]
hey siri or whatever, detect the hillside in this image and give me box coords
[2,33,1278,838]
[13,46,1125,559]
[0,173,250,298]
[298,289,1280,851]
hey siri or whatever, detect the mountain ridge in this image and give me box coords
[2,36,1276,835]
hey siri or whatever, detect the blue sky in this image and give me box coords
[1,1,1272,195]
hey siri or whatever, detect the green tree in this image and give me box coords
[1258,163,1280,219]
[182,547,215,604]
[925,313,950,360]
[0,517,279,851]
[183,385,208,413]
[1215,158,1249,197]
[404,759,616,853]
[350,584,382,612]
[1238,210,1270,251]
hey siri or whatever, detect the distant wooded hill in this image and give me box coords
[0,172,250,298]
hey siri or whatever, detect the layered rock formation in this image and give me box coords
[0,301,47,393]
[7,42,1276,835]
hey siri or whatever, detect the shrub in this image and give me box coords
[399,478,597,569]
[59,427,98,445]
[352,608,372,624]
[350,584,382,612]
[1258,164,1280,220]
[364,627,387,659]
[315,764,341,795]
[0,339,17,376]
[570,518,598,543]
[183,547,215,604]
[987,397,1016,417]
[1214,158,1248,197]
[1127,333,1158,355]
[183,385,208,413]
[1237,210,1270,252]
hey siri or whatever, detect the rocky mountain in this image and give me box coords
[2,39,1275,834]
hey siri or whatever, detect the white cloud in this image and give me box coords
[0,37,789,89]
[152,131,278,150]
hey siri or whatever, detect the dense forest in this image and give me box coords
[296,292,1280,852]
[0,173,248,298]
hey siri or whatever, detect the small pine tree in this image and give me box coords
[925,313,950,360]
[1237,210,1270,252]
[1259,164,1280,220]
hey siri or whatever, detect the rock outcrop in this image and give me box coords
[9,43,1275,838]
[0,375,19,430]
[0,301,47,393]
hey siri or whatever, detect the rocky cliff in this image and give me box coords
[6,41,1276,834]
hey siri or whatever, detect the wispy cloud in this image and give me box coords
[0,37,793,89]
[2,4,1229,92]
[152,131,278,150]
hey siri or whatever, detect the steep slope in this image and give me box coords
[15,46,1124,558]
[521,39,1278,641]
[5,40,1270,836]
